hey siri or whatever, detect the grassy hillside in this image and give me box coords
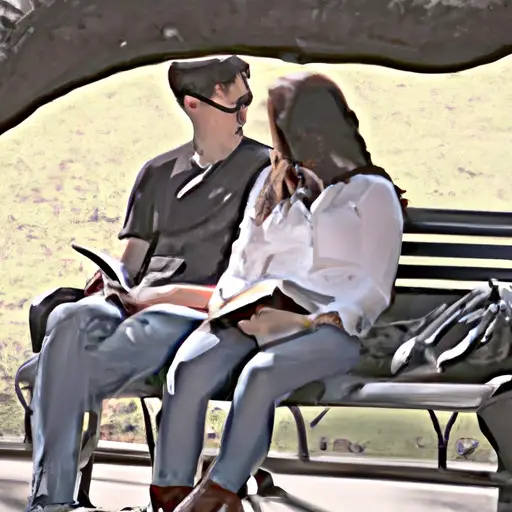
[0,55,510,461]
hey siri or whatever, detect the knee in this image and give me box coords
[17,355,38,387]
[166,355,211,399]
[130,306,199,341]
[44,299,121,351]
[166,338,223,399]
[47,297,117,330]
[235,352,276,403]
[45,301,80,333]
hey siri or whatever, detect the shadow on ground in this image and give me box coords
[0,477,29,512]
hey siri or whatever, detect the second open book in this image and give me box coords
[73,244,331,317]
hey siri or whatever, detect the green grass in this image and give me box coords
[0,55,511,461]
[202,406,494,463]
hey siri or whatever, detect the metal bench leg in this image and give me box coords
[141,397,163,465]
[287,405,310,461]
[77,453,95,508]
[427,410,458,469]
[23,386,33,445]
[77,409,102,508]
[477,394,512,511]
[141,398,155,464]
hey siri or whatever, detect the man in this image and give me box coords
[24,55,271,512]
[150,73,405,512]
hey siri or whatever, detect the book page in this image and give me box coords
[72,243,133,292]
[209,279,282,320]
[280,280,333,312]
[209,278,330,320]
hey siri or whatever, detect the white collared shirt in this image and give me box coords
[215,166,404,337]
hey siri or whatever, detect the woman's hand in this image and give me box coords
[238,307,312,343]
[207,289,225,315]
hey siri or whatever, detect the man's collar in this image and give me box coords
[190,136,246,169]
[190,152,209,170]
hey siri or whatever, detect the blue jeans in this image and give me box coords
[29,296,203,506]
[153,323,361,492]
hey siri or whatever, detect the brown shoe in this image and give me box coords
[173,479,243,512]
[149,485,193,512]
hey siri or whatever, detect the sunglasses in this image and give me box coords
[180,74,253,114]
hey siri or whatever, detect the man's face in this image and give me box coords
[210,72,252,135]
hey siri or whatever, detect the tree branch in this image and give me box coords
[0,0,510,135]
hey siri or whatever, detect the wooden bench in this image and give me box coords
[15,206,512,511]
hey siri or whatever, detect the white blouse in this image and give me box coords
[215,166,404,337]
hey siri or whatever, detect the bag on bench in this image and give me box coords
[29,287,85,353]
[391,280,512,378]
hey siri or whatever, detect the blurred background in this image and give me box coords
[0,55,510,463]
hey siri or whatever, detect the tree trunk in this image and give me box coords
[0,0,510,135]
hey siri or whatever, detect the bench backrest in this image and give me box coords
[398,207,512,288]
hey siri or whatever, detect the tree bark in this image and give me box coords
[0,0,510,135]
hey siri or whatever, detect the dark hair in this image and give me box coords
[254,154,325,226]
[168,56,250,108]
[266,73,408,215]
[268,74,373,184]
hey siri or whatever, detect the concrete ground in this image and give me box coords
[0,457,498,512]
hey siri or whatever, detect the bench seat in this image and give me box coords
[17,357,506,413]
[287,378,508,411]
[17,286,512,413]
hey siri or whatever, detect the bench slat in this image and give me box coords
[397,264,512,282]
[401,241,512,260]
[405,208,512,237]
[316,382,495,411]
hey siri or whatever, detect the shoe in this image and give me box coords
[27,496,97,512]
[149,485,193,512]
[173,479,243,512]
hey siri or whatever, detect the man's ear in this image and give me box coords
[213,83,226,99]
[183,95,199,111]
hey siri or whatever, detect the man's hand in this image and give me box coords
[108,286,151,315]
[117,292,152,316]
[238,307,312,344]
[102,279,148,315]
[84,269,104,296]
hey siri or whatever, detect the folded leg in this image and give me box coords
[153,324,257,489]
[29,297,201,508]
[208,325,361,493]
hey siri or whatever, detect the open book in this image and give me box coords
[73,244,214,311]
[73,244,133,292]
[209,278,334,321]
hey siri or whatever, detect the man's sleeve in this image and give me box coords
[118,162,156,242]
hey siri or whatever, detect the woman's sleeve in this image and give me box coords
[310,178,404,333]
[214,165,272,298]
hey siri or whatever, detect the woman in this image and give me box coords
[149,72,406,512]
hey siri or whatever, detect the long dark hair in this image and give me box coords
[255,72,408,225]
